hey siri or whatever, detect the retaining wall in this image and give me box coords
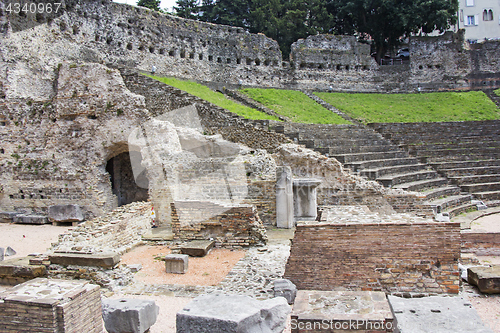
[284,221,461,294]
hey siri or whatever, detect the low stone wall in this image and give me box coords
[384,193,434,216]
[171,201,267,248]
[51,202,151,255]
[284,221,461,294]
[461,231,500,256]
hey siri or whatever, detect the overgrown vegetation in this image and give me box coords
[240,88,351,124]
[315,91,500,123]
[495,88,500,97]
[147,75,280,121]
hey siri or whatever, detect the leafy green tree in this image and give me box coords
[137,0,161,11]
[330,0,458,63]
[175,0,200,19]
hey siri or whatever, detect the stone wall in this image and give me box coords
[52,202,151,255]
[2,0,499,94]
[0,63,150,219]
[171,201,267,248]
[284,221,461,294]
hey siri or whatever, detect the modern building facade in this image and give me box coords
[455,0,500,42]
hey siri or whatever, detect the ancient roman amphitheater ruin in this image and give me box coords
[0,0,499,332]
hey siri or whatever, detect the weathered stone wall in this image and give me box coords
[52,202,151,255]
[2,0,499,94]
[171,201,267,248]
[0,63,150,219]
[284,222,461,294]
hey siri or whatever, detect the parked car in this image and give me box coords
[396,48,410,59]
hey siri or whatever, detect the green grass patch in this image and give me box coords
[240,88,351,124]
[146,75,280,121]
[495,88,500,97]
[315,91,500,123]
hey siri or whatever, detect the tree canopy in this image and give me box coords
[137,0,161,11]
[173,0,458,62]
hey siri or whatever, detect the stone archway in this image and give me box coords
[105,151,149,207]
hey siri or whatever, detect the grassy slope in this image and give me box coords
[315,91,500,123]
[147,75,280,121]
[240,88,351,124]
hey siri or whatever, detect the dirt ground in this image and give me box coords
[0,223,71,258]
[120,245,246,286]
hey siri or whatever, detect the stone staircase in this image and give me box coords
[370,120,500,208]
[272,122,468,217]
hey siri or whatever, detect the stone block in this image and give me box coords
[5,246,16,257]
[102,298,159,333]
[180,240,215,257]
[48,204,85,224]
[0,257,46,279]
[128,264,142,273]
[165,254,188,274]
[276,166,294,229]
[12,215,48,225]
[0,212,18,223]
[468,265,500,294]
[291,290,394,333]
[49,252,120,268]
[176,294,290,333]
[388,295,493,333]
[273,279,297,304]
[0,248,3,262]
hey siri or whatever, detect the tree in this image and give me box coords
[137,0,161,11]
[175,0,200,19]
[330,0,458,64]
[204,0,252,28]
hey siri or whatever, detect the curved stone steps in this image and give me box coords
[438,166,500,177]
[450,174,500,185]
[392,177,449,192]
[377,170,440,187]
[360,163,429,180]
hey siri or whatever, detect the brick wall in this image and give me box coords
[284,222,461,294]
[171,201,267,248]
[462,231,500,256]
[0,278,102,333]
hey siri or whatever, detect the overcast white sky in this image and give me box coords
[113,0,178,12]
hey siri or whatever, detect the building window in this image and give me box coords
[483,9,493,21]
[466,0,474,7]
[466,15,478,26]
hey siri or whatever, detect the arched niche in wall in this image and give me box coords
[104,142,149,207]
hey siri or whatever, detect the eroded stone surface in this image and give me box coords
[180,240,215,257]
[176,294,290,333]
[468,266,500,294]
[291,290,394,333]
[102,298,159,333]
[48,204,85,223]
[388,295,493,333]
[49,252,120,268]
[165,254,189,274]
